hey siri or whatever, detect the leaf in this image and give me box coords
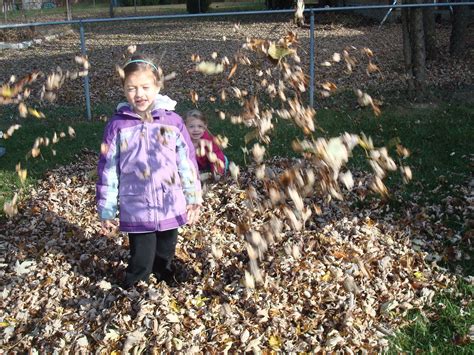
[321,81,337,92]
[76,336,88,348]
[321,271,332,282]
[332,52,341,62]
[414,271,425,280]
[28,108,45,119]
[244,129,259,144]
[18,102,28,117]
[228,63,238,79]
[68,126,76,138]
[104,328,121,342]
[190,90,199,105]
[123,330,145,353]
[166,313,180,323]
[268,42,295,61]
[170,299,180,313]
[98,280,112,290]
[14,260,36,275]
[268,335,282,350]
[252,143,266,163]
[196,61,224,75]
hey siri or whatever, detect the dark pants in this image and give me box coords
[124,229,178,288]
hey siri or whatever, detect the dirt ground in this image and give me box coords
[0,13,473,110]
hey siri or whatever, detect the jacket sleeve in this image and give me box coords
[175,120,202,205]
[96,119,120,220]
[210,136,226,175]
[202,131,226,175]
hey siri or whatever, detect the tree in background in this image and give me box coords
[401,1,471,95]
[266,0,293,9]
[187,0,211,13]
[65,0,72,20]
[450,5,471,57]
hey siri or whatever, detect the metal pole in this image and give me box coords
[79,22,92,120]
[309,8,315,108]
[379,0,398,28]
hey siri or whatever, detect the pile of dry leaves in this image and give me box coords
[0,150,465,352]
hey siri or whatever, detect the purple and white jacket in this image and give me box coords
[96,105,202,233]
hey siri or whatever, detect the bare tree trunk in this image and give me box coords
[423,0,437,60]
[410,0,426,92]
[65,0,72,21]
[109,0,114,18]
[3,0,7,24]
[450,6,470,57]
[401,6,415,92]
[134,0,137,14]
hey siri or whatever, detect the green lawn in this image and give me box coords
[0,97,473,352]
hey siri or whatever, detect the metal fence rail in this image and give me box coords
[0,2,471,119]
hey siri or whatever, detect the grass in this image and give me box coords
[388,280,474,354]
[0,95,473,352]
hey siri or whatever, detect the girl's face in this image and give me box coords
[186,117,207,141]
[123,69,160,117]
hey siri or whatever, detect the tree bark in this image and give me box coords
[410,0,426,92]
[109,0,114,18]
[65,0,72,21]
[422,1,437,60]
[450,5,470,57]
[401,6,414,92]
[3,0,7,24]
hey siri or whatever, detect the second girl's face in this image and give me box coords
[186,117,207,141]
[123,69,160,116]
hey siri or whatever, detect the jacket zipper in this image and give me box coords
[143,122,158,231]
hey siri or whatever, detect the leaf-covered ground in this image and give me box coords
[1,150,471,352]
[1,14,472,109]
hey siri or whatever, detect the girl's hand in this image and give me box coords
[186,204,201,225]
[100,219,118,236]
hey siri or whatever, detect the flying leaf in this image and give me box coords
[14,260,37,275]
[268,42,296,62]
[196,61,224,75]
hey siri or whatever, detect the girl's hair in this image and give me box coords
[185,109,208,125]
[122,54,160,85]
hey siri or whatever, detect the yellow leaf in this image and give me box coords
[28,108,45,119]
[110,351,121,355]
[1,85,12,98]
[268,42,295,61]
[18,169,27,183]
[170,300,180,313]
[268,335,281,350]
[193,296,209,308]
[0,321,9,327]
[414,271,425,280]
[321,271,331,282]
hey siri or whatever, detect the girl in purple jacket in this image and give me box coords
[97,54,202,288]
